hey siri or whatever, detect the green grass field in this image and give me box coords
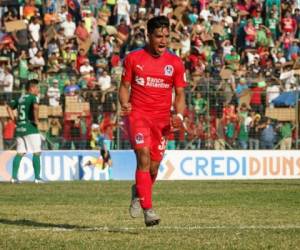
[0,180,300,250]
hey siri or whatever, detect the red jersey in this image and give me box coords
[281,18,296,33]
[250,87,264,105]
[122,48,187,118]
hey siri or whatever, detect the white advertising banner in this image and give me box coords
[157,150,300,180]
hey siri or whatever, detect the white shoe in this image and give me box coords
[144,208,160,227]
[34,179,45,184]
[11,178,20,184]
[129,184,142,218]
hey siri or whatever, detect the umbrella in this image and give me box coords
[272,91,299,107]
[64,84,80,94]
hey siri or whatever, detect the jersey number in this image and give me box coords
[19,105,26,120]
[158,137,167,151]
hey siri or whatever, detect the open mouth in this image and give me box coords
[157,45,166,54]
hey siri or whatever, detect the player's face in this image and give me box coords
[148,27,170,56]
[31,85,40,96]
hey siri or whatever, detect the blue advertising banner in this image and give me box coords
[0,150,137,182]
[1,150,300,182]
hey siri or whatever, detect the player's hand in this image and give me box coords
[171,114,183,129]
[120,102,132,116]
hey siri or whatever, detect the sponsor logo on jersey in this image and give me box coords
[135,133,144,144]
[135,76,145,86]
[16,127,26,132]
[146,77,170,88]
[136,64,144,71]
[164,65,174,76]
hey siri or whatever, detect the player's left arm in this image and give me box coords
[33,103,39,126]
[172,57,187,128]
[174,86,186,117]
[172,87,186,129]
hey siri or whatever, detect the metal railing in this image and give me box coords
[1,80,299,150]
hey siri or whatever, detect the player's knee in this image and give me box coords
[33,152,41,157]
[150,161,160,175]
[135,148,151,170]
[150,169,158,176]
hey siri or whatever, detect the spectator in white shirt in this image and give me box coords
[58,5,68,23]
[79,59,94,77]
[97,69,114,92]
[266,82,281,107]
[30,50,45,67]
[47,80,61,106]
[200,8,211,21]
[0,66,14,103]
[28,16,41,43]
[221,9,234,28]
[30,50,45,80]
[181,31,191,56]
[29,41,39,59]
[97,69,115,103]
[116,0,131,25]
[61,14,76,39]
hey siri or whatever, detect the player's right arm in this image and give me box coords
[118,81,132,115]
[118,54,133,115]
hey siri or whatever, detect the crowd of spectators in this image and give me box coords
[0,0,299,150]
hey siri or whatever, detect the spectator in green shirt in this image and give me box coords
[237,116,249,149]
[17,50,29,90]
[265,11,279,40]
[224,48,240,71]
[279,121,293,149]
[256,24,269,47]
[192,92,207,118]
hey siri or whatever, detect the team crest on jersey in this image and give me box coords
[135,76,145,86]
[164,65,174,76]
[135,133,144,144]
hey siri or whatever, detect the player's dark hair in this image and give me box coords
[147,16,170,34]
[26,79,39,91]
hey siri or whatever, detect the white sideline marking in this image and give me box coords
[6,225,300,232]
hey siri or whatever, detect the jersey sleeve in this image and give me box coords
[32,95,39,105]
[121,54,133,84]
[173,57,187,88]
[9,98,18,110]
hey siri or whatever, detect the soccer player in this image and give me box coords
[118,16,186,226]
[85,148,112,168]
[7,79,44,184]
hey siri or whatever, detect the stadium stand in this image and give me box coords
[0,0,299,150]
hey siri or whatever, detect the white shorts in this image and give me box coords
[16,134,42,154]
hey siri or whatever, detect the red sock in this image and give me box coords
[151,172,157,185]
[135,170,152,209]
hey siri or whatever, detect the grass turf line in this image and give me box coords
[0,180,299,249]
